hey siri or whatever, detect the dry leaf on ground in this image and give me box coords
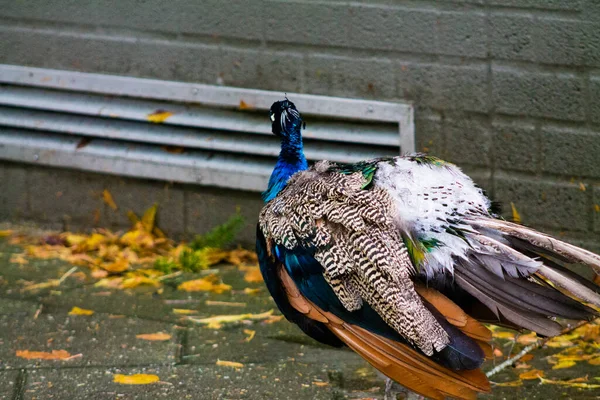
[242,266,263,283]
[16,350,72,360]
[136,332,172,341]
[173,309,197,315]
[177,275,232,294]
[493,380,523,387]
[243,329,256,342]
[113,373,160,384]
[519,369,544,380]
[69,306,94,316]
[189,309,274,329]
[216,360,244,369]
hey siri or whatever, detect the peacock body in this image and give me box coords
[257,100,600,399]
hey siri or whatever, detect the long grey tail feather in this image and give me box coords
[453,263,564,337]
[467,218,600,275]
[454,217,600,336]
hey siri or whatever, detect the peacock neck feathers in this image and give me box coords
[262,122,308,203]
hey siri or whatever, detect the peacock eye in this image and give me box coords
[270,114,275,122]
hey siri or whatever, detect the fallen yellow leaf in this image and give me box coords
[22,279,59,291]
[0,230,13,237]
[10,254,29,265]
[16,349,72,360]
[113,373,160,385]
[492,331,515,340]
[589,357,600,365]
[539,377,600,389]
[173,309,198,315]
[216,359,244,369]
[313,381,329,387]
[520,354,534,362]
[493,380,522,387]
[552,360,577,370]
[147,110,174,123]
[243,329,256,342]
[69,306,94,316]
[102,189,118,210]
[177,277,232,294]
[519,369,544,380]
[101,258,130,273]
[516,332,538,345]
[243,287,262,295]
[243,267,263,283]
[205,300,246,308]
[510,202,521,224]
[136,332,172,341]
[120,275,161,289]
[189,309,274,329]
[228,248,258,266]
[546,338,574,348]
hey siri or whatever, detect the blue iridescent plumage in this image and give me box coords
[261,99,308,202]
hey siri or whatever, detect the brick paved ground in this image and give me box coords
[0,235,597,399]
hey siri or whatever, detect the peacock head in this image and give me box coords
[269,99,304,139]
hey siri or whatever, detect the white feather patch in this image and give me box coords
[374,157,491,275]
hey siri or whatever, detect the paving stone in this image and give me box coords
[23,360,383,400]
[0,370,19,400]
[0,298,40,317]
[184,313,364,366]
[0,312,178,369]
[39,266,273,323]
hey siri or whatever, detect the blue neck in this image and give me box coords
[262,134,307,202]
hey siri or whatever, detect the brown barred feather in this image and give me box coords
[259,161,449,355]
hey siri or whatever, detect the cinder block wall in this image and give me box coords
[1,1,599,248]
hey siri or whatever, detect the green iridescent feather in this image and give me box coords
[328,158,395,189]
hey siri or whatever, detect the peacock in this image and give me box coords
[256,99,600,399]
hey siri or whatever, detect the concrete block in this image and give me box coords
[28,166,108,229]
[103,177,185,237]
[486,0,583,11]
[23,363,350,400]
[264,1,351,48]
[306,54,395,99]
[540,126,600,178]
[257,51,304,93]
[0,0,264,41]
[0,29,223,84]
[0,313,178,369]
[435,64,490,113]
[590,75,600,124]
[443,115,492,167]
[397,62,489,112]
[217,47,261,88]
[436,11,487,58]
[494,174,591,231]
[0,163,29,221]
[594,185,600,233]
[185,186,263,247]
[415,114,444,156]
[490,15,593,66]
[461,167,494,197]
[331,57,396,100]
[396,62,438,109]
[350,5,437,54]
[492,66,585,121]
[493,119,538,172]
[0,371,18,399]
